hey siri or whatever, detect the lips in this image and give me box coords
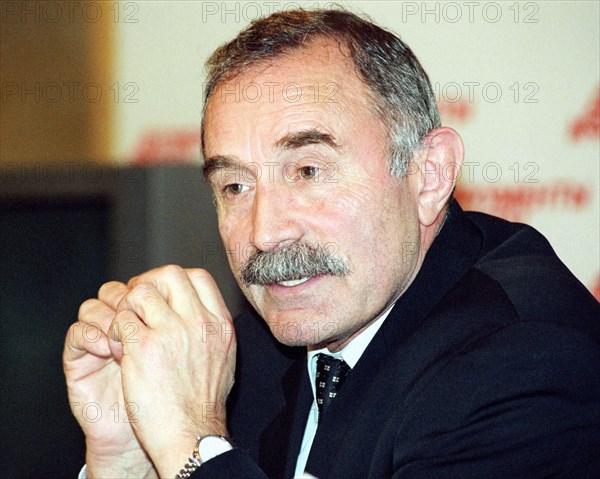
[276,277,311,287]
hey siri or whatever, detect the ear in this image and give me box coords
[415,127,464,227]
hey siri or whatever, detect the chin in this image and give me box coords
[263,312,339,347]
[272,333,315,348]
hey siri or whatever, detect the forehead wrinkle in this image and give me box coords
[205,39,381,172]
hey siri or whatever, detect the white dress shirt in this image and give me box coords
[293,307,392,478]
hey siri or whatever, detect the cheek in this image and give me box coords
[359,187,419,268]
[217,217,232,249]
[323,182,383,233]
[218,218,243,271]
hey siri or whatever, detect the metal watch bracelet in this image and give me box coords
[175,435,231,479]
[175,436,202,479]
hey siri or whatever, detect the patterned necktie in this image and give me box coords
[315,353,351,422]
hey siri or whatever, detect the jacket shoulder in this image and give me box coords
[464,210,599,328]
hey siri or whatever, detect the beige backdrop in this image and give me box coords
[30,0,597,298]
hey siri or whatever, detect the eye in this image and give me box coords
[299,165,318,180]
[224,183,249,195]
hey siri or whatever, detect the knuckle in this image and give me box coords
[110,310,136,339]
[161,264,186,280]
[114,309,135,324]
[188,268,215,285]
[98,280,125,299]
[78,298,99,318]
[131,264,187,287]
[129,282,159,305]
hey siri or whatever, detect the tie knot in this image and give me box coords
[315,353,350,420]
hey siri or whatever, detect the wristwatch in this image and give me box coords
[175,435,232,478]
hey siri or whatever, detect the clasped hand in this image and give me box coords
[63,266,237,478]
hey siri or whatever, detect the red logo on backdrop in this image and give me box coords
[569,86,600,142]
[437,99,475,124]
[455,181,592,223]
[134,129,200,164]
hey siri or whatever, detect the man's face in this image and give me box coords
[203,39,423,350]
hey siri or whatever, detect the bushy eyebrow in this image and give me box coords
[274,129,340,151]
[203,129,340,183]
[202,155,237,184]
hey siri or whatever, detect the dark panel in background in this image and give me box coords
[0,199,107,477]
[0,165,248,478]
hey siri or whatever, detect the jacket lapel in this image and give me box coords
[303,202,483,478]
[258,357,313,479]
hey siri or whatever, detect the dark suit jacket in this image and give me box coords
[195,202,600,478]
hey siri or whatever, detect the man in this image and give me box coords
[64,8,600,479]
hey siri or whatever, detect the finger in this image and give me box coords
[108,309,146,360]
[64,321,111,361]
[128,265,207,325]
[64,296,119,363]
[98,281,129,311]
[78,298,117,335]
[117,281,176,329]
[186,268,232,322]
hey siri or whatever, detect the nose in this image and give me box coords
[250,185,304,253]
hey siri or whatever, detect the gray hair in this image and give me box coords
[201,8,441,176]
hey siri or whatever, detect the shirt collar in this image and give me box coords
[306,303,394,397]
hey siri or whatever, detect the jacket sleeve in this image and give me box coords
[192,449,269,479]
[391,320,600,478]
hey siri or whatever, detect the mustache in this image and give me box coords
[240,242,350,286]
